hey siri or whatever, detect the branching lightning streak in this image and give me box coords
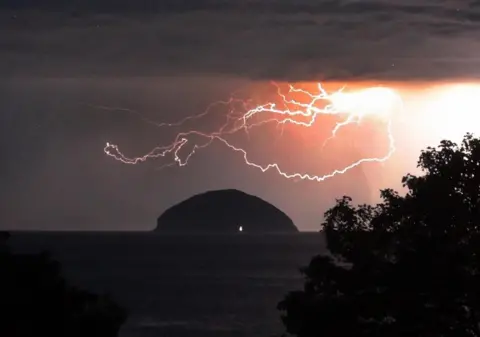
[103,82,402,182]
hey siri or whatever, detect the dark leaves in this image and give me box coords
[279,133,480,337]
[0,235,128,337]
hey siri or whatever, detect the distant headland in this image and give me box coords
[155,189,298,233]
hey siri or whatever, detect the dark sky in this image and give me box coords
[1,0,479,231]
[2,0,480,80]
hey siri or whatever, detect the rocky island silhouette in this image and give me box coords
[155,189,298,233]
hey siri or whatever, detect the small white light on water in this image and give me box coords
[238,226,243,232]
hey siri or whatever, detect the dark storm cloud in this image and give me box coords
[1,0,480,80]
[0,0,470,16]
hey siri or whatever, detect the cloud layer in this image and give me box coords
[2,0,480,80]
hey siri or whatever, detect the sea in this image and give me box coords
[9,232,327,337]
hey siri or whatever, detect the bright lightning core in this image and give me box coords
[104,82,402,182]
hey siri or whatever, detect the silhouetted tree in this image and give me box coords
[0,232,128,337]
[0,231,10,254]
[278,133,480,337]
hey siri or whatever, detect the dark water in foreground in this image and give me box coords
[9,232,326,337]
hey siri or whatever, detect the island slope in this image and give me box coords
[155,189,298,233]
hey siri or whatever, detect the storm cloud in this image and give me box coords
[1,0,480,80]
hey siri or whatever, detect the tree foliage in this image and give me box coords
[278,133,480,337]
[0,233,128,337]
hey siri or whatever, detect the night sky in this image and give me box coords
[1,0,480,231]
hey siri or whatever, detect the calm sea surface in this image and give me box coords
[9,232,327,337]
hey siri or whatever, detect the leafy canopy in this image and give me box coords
[0,234,128,337]
[279,133,480,337]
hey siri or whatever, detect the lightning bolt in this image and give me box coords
[102,82,402,182]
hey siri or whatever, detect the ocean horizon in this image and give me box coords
[9,231,327,337]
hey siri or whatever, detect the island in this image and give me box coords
[155,189,298,233]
